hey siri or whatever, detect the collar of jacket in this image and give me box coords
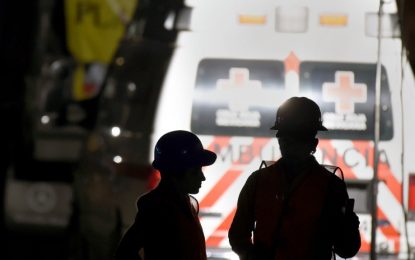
[279,156,318,180]
[156,179,198,220]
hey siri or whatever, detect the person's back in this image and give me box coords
[115,130,216,260]
[229,97,361,259]
[129,179,205,259]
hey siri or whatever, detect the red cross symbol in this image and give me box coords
[322,71,367,114]
[233,69,247,85]
[217,68,261,89]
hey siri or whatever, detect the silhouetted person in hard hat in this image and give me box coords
[115,130,216,260]
[229,97,361,260]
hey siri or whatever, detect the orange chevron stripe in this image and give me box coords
[200,169,243,208]
[351,141,401,253]
[352,141,402,202]
[378,163,402,202]
[378,208,401,252]
[206,208,237,247]
[360,232,371,252]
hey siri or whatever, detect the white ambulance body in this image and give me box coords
[152,0,415,258]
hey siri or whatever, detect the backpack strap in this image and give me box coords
[321,164,344,181]
[321,164,350,260]
[259,160,276,170]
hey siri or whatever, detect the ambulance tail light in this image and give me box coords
[409,174,415,215]
[275,6,308,33]
[115,162,160,190]
[365,12,400,38]
[147,170,161,190]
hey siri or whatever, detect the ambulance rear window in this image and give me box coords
[191,59,393,140]
[300,62,393,140]
[191,59,285,137]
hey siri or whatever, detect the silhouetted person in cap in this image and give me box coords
[229,97,361,260]
[115,130,216,260]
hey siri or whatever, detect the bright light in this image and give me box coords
[127,82,136,92]
[319,14,348,26]
[164,11,175,30]
[206,251,239,260]
[113,155,123,164]
[238,15,267,25]
[41,115,50,124]
[111,126,121,137]
[221,252,239,260]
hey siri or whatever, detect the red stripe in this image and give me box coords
[206,208,237,247]
[360,233,371,252]
[200,136,233,208]
[351,141,401,253]
[378,208,401,252]
[200,169,243,208]
[378,163,402,202]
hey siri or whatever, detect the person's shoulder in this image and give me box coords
[136,188,161,209]
[257,160,281,175]
[313,162,341,180]
[322,166,346,184]
[249,160,282,185]
[325,170,348,200]
[249,164,271,180]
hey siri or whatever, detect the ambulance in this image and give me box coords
[75,0,415,259]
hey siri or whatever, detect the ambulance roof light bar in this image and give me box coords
[319,14,348,27]
[239,14,267,25]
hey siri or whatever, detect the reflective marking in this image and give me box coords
[199,169,243,208]
[206,208,236,246]
[378,182,404,232]
[378,208,401,252]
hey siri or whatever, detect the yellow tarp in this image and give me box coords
[65,0,137,100]
[65,0,138,63]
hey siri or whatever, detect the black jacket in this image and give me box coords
[115,179,206,260]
